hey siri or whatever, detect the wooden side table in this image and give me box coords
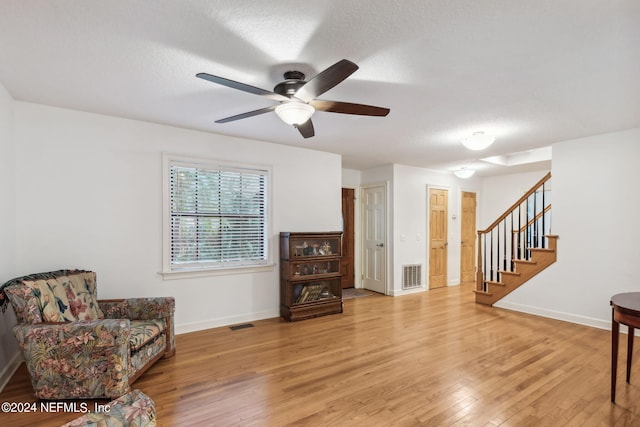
[610,292,640,403]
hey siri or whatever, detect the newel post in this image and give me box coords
[476,230,484,292]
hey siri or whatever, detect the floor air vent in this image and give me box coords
[402,264,422,289]
[230,323,254,331]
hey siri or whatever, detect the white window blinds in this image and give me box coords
[169,161,268,271]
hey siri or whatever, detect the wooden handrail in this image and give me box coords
[479,172,551,234]
[512,204,552,234]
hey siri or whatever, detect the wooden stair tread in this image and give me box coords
[472,290,492,296]
[499,270,520,276]
[514,259,537,265]
[485,280,505,286]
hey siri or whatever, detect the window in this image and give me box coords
[163,155,270,275]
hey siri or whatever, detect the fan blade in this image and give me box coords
[296,119,315,138]
[196,73,290,102]
[293,59,359,102]
[310,100,390,117]
[215,105,277,123]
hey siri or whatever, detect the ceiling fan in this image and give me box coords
[196,59,390,138]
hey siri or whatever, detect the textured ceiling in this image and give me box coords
[0,1,638,175]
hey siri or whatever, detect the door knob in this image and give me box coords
[376,243,384,247]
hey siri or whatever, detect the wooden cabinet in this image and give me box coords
[280,232,343,321]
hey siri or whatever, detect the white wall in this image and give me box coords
[0,82,19,390]
[393,164,482,294]
[480,170,551,230]
[0,84,15,280]
[341,168,361,189]
[13,102,342,334]
[357,163,483,295]
[496,129,640,329]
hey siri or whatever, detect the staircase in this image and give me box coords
[474,172,557,306]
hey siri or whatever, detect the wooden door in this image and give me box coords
[362,185,386,294]
[460,191,477,284]
[429,188,448,289]
[341,188,355,288]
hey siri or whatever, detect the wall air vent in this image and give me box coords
[402,264,422,289]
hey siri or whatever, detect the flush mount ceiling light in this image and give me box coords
[454,168,476,179]
[274,101,315,126]
[462,131,495,150]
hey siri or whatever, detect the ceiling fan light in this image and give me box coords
[454,168,476,179]
[275,102,315,126]
[462,131,495,150]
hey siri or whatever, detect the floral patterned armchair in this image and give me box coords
[0,269,175,399]
[61,389,156,427]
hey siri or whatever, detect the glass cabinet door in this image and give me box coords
[291,279,341,305]
[290,236,341,258]
[290,259,340,278]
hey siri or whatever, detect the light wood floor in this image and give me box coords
[2,284,640,426]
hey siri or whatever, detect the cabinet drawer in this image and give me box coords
[281,300,343,322]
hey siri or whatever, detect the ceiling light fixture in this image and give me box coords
[454,168,476,179]
[275,102,315,126]
[462,131,495,150]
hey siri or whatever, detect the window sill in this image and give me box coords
[160,263,276,280]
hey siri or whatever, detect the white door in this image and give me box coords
[362,185,386,294]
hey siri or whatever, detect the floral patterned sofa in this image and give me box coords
[1,269,175,399]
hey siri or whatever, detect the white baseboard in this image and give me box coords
[388,286,427,296]
[0,351,23,393]
[494,300,611,331]
[175,309,280,335]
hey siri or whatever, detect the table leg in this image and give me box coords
[627,326,634,383]
[612,317,619,403]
